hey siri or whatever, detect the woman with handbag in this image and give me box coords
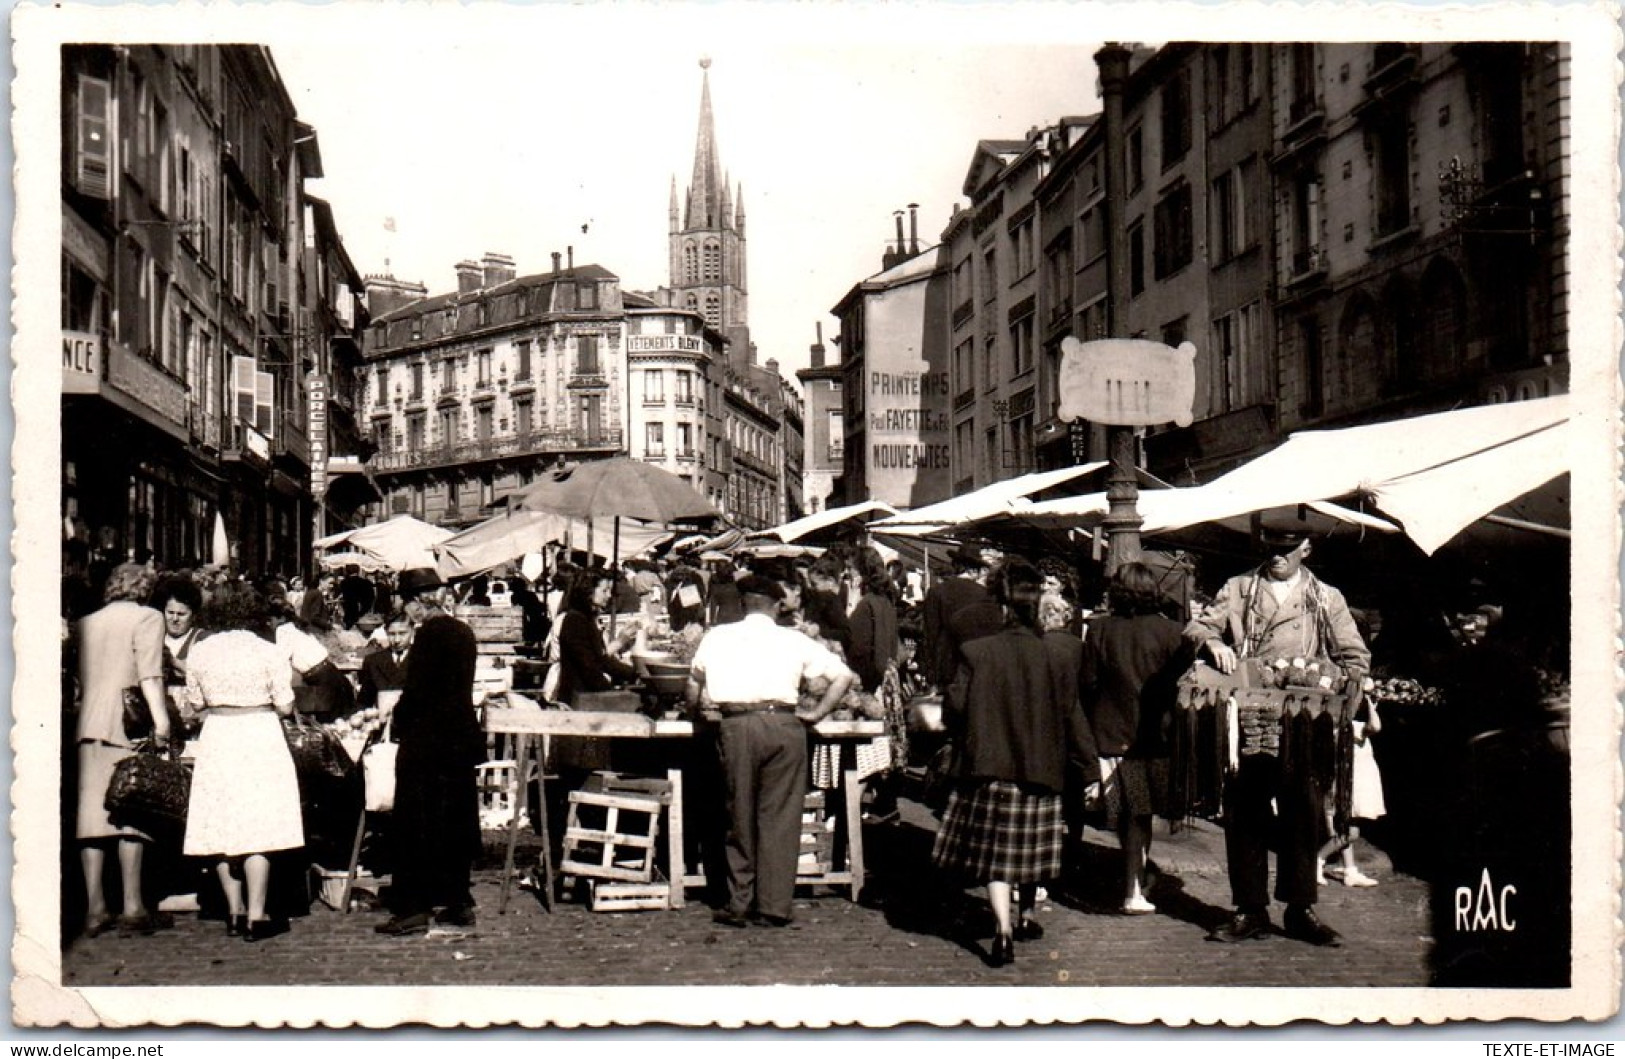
[74,562,173,938]
[182,582,306,942]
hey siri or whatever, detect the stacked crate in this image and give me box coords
[560,772,674,912]
[797,791,836,878]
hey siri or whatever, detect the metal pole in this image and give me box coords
[1096,41,1143,577]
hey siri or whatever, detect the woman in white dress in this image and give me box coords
[183,582,305,942]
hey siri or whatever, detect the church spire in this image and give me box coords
[686,57,722,230]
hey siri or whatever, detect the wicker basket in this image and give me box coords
[313,867,386,911]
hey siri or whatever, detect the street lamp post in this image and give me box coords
[1097,42,1142,576]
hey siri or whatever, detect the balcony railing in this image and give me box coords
[370,427,623,473]
[568,369,607,388]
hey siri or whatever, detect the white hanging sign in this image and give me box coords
[1058,337,1197,428]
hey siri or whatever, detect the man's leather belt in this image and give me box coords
[718,702,797,717]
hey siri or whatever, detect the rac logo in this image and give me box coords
[1456,868,1516,932]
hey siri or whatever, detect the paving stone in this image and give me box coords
[59,806,1435,989]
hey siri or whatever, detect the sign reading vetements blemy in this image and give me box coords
[1058,337,1197,428]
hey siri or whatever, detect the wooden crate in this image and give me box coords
[589,882,671,913]
[797,791,834,876]
[560,781,670,884]
[455,605,523,643]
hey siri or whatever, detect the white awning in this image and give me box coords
[750,500,899,543]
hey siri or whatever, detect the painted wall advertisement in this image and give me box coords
[863,261,952,507]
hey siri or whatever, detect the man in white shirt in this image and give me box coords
[686,575,855,928]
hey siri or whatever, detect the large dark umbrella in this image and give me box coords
[508,458,720,567]
[511,458,719,523]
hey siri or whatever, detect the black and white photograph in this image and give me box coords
[11,0,1621,1031]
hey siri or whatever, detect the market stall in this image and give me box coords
[484,693,885,913]
[314,513,454,572]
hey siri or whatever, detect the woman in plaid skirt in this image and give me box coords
[931,557,1091,967]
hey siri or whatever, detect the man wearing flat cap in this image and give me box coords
[1184,528,1370,948]
[686,574,855,928]
[376,567,483,936]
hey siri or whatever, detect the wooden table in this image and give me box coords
[484,694,884,914]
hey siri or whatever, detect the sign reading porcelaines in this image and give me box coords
[1058,337,1197,428]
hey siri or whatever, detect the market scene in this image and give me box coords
[52,33,1582,994]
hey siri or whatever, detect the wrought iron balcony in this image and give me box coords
[370,427,623,473]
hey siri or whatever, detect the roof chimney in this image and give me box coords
[810,321,826,369]
[567,246,574,271]
[551,252,561,274]
[455,259,482,294]
[908,203,920,256]
[481,252,516,289]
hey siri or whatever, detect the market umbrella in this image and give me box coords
[506,457,718,572]
[509,458,720,524]
[748,500,898,545]
[871,463,1152,535]
[317,514,455,572]
[1189,395,1570,555]
[962,486,1399,545]
[435,508,671,580]
[317,549,391,573]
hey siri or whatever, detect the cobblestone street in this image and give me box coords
[60,808,1435,990]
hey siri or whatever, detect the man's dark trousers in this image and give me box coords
[718,711,807,921]
[1223,751,1322,912]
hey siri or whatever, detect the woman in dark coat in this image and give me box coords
[554,570,639,706]
[931,557,1090,967]
[1078,562,1192,915]
[375,569,484,936]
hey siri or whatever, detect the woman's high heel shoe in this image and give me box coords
[986,932,1015,968]
[225,915,248,938]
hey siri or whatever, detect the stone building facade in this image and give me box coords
[883,41,1570,499]
[61,44,367,578]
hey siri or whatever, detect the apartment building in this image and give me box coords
[61,44,367,576]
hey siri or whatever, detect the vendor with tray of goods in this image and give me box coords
[1183,527,1370,949]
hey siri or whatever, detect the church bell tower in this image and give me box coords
[670,58,750,361]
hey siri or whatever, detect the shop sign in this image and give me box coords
[62,330,101,394]
[307,371,329,498]
[1058,337,1197,428]
[108,341,187,427]
[628,334,703,354]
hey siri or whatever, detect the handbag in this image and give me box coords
[920,740,959,814]
[282,710,355,784]
[293,658,356,718]
[121,686,153,741]
[361,721,397,813]
[105,740,192,833]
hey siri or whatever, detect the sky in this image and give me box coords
[261,5,1109,384]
